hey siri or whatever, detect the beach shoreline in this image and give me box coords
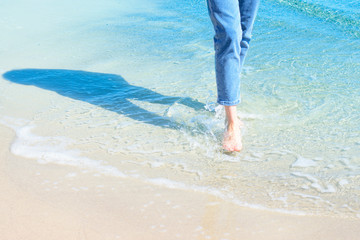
[1,0,360,238]
[1,124,360,240]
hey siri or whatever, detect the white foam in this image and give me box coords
[1,116,126,178]
[291,156,317,168]
[0,116,30,129]
[145,178,187,189]
[144,177,307,216]
[293,192,321,200]
[149,161,165,168]
[337,179,349,187]
[326,164,335,169]
[238,112,264,120]
[291,172,337,193]
[291,172,319,183]
[0,116,343,217]
[310,183,336,193]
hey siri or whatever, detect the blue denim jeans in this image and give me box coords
[207,0,259,106]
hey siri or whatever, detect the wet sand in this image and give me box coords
[1,124,360,240]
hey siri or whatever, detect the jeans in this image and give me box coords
[207,0,259,106]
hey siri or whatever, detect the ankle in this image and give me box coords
[227,120,240,130]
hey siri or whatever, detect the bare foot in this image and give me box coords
[222,120,242,152]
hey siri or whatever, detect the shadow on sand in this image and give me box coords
[3,69,205,128]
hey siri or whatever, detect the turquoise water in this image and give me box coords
[1,0,360,218]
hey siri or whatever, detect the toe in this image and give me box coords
[223,143,234,152]
[234,145,242,152]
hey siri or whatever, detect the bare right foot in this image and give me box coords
[222,120,242,152]
[222,105,242,152]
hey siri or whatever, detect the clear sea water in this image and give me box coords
[1,0,360,218]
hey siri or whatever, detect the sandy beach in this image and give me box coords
[1,124,360,240]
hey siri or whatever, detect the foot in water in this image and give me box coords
[222,120,243,152]
[222,105,243,152]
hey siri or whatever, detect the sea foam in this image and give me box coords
[1,116,126,178]
[291,156,318,168]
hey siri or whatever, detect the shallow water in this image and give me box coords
[1,0,360,218]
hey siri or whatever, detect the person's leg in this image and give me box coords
[207,0,259,151]
[222,0,259,151]
[239,0,260,69]
[207,0,242,106]
[207,0,243,151]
